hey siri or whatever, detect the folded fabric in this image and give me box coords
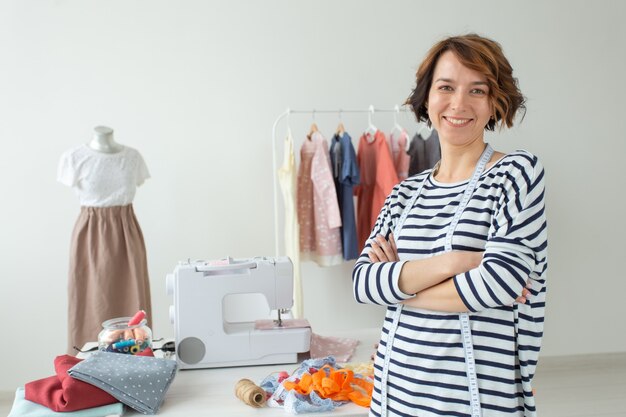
[68,351,178,415]
[25,355,118,412]
[8,387,124,417]
[310,333,359,362]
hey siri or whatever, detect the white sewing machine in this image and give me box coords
[166,256,311,369]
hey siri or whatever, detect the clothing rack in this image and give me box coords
[271,105,414,256]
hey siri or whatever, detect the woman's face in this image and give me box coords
[427,50,492,147]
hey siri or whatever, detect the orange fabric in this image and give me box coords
[355,131,399,251]
[282,365,373,408]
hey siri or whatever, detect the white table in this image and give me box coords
[89,328,380,417]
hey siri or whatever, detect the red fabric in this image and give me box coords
[355,130,399,250]
[25,355,118,412]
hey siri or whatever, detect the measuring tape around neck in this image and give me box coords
[379,144,493,417]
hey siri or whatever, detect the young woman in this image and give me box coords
[353,34,547,417]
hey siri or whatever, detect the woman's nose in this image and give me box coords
[450,92,468,112]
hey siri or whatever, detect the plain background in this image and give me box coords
[1,0,625,393]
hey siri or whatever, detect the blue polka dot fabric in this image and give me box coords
[67,351,178,415]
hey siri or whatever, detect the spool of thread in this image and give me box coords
[112,339,137,350]
[234,378,266,408]
[128,310,146,326]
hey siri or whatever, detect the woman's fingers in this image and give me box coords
[368,240,385,262]
[368,234,400,263]
[368,248,379,262]
[376,234,399,261]
[515,285,532,304]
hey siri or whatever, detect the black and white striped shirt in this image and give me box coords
[353,150,547,417]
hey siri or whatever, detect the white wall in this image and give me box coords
[1,0,625,392]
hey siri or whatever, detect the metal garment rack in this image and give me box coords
[270,105,414,256]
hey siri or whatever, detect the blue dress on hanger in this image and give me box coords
[330,132,360,260]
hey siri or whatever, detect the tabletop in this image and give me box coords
[87,327,380,417]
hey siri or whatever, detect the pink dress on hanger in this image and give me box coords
[389,129,410,181]
[297,131,343,267]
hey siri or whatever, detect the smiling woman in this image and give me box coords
[353,34,547,417]
[408,35,527,183]
[427,52,493,147]
[408,34,525,132]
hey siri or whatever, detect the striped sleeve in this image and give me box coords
[352,186,413,306]
[454,155,547,312]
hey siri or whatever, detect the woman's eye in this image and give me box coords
[471,88,487,95]
[438,85,453,91]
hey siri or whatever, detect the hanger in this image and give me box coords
[390,105,411,152]
[307,123,319,140]
[286,108,292,137]
[366,105,377,141]
[308,110,319,140]
[418,121,433,140]
[335,109,345,137]
[390,105,404,137]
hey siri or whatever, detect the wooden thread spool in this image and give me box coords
[235,378,266,408]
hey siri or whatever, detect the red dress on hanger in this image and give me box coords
[355,130,399,250]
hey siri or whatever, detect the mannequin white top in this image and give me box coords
[57,144,150,207]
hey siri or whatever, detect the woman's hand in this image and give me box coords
[515,281,532,305]
[368,233,399,263]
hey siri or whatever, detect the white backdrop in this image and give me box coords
[1,0,625,392]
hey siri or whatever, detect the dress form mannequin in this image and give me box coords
[88,126,124,153]
[58,133,152,353]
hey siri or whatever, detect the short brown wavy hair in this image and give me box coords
[406,34,526,131]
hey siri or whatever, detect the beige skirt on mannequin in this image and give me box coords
[67,204,152,353]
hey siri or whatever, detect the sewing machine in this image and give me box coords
[166,256,311,369]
